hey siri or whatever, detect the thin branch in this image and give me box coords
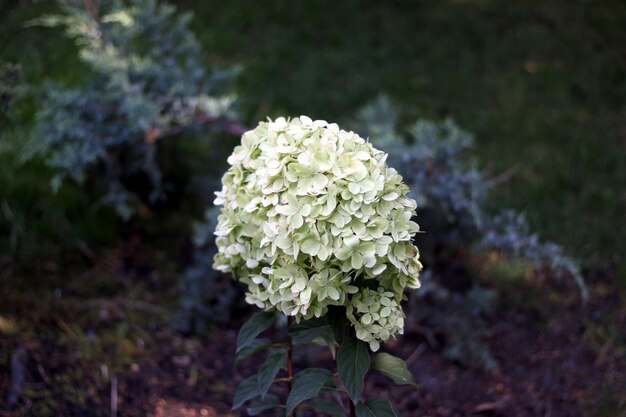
[484,163,520,188]
[405,342,427,367]
[81,0,109,47]
[76,240,97,263]
[54,316,78,339]
[145,111,248,144]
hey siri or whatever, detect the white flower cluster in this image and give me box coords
[213,116,422,350]
[347,287,405,352]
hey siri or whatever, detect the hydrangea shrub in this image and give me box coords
[214,116,421,415]
[185,96,587,373]
[213,116,422,350]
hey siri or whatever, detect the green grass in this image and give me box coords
[1,0,625,264]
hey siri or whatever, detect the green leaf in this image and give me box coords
[286,368,333,415]
[289,317,335,345]
[337,337,370,402]
[232,375,260,410]
[257,351,286,398]
[372,353,417,387]
[355,397,400,417]
[236,311,276,353]
[235,338,272,365]
[232,350,286,410]
[309,398,347,417]
[246,394,279,416]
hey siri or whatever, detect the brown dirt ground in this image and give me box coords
[1,262,624,417]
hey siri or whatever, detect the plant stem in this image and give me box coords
[287,315,295,415]
[345,317,357,417]
[287,316,293,387]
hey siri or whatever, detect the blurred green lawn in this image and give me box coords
[1,0,624,264]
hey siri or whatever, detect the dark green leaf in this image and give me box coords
[289,317,335,346]
[372,353,417,387]
[355,397,400,417]
[246,394,279,416]
[236,311,276,353]
[337,337,370,402]
[232,375,260,410]
[286,368,333,415]
[235,338,272,365]
[310,398,347,417]
[257,351,286,397]
[289,317,333,342]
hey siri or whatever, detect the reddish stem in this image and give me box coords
[287,316,295,415]
[287,316,294,386]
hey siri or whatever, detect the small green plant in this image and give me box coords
[214,117,421,415]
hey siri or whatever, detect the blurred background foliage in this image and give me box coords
[0,0,625,415]
[2,0,624,262]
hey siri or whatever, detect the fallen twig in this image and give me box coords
[37,364,51,385]
[54,317,78,339]
[111,375,118,417]
[7,345,26,409]
[80,297,166,316]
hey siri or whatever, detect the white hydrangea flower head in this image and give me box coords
[213,116,422,350]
